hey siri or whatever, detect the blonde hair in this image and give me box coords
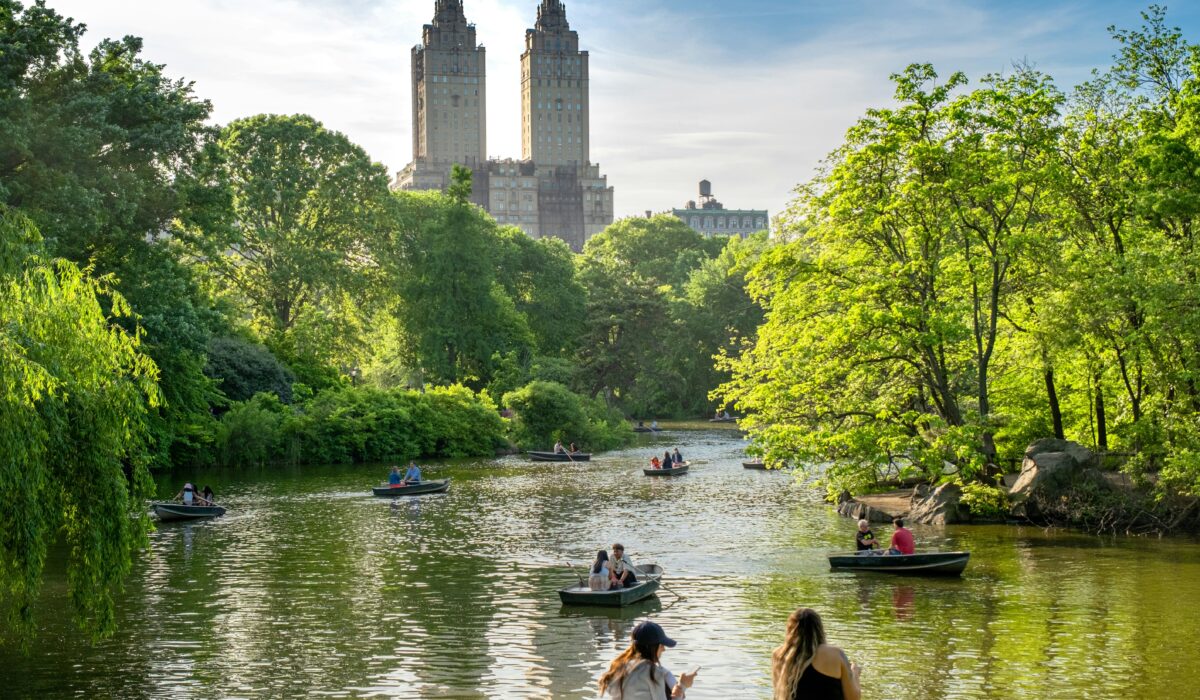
[599,638,661,696]
[857,519,869,529]
[771,608,826,700]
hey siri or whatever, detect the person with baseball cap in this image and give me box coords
[598,620,698,699]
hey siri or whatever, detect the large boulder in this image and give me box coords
[836,497,899,524]
[908,483,967,525]
[1009,439,1097,519]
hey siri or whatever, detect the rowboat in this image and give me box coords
[152,503,226,522]
[644,461,689,476]
[371,478,451,497]
[827,551,970,576]
[633,427,662,433]
[743,460,767,469]
[558,564,663,606]
[527,451,592,462]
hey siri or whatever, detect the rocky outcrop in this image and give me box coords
[1009,439,1098,519]
[836,489,902,523]
[908,483,967,525]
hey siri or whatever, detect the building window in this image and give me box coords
[704,217,713,229]
[743,217,753,228]
[729,218,739,229]
[756,218,765,229]
[718,218,726,229]
[690,217,700,228]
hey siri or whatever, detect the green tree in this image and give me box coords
[0,210,159,643]
[190,114,390,371]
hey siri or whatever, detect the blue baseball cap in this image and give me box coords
[632,621,676,648]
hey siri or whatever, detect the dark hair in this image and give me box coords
[894,518,905,528]
[593,550,609,574]
[612,543,624,552]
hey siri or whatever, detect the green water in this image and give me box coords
[3,429,1199,699]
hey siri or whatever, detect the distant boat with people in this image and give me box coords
[558,564,664,606]
[372,479,451,497]
[827,551,970,576]
[527,451,591,462]
[644,461,689,476]
[151,503,226,522]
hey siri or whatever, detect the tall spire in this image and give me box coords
[433,0,467,27]
[536,0,570,32]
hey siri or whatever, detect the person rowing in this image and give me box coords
[610,543,638,589]
[402,461,422,485]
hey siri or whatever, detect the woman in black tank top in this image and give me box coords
[771,608,861,700]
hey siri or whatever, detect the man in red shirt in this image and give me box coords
[887,518,915,555]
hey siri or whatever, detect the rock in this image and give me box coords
[1009,440,1097,519]
[908,483,967,525]
[836,498,900,524]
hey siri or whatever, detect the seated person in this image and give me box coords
[672,448,683,464]
[662,451,674,469]
[855,519,878,554]
[650,456,661,469]
[403,462,422,484]
[176,482,196,506]
[650,420,659,430]
[610,543,638,589]
[887,518,915,555]
[388,466,402,486]
[553,440,565,454]
[200,485,215,506]
[588,550,611,591]
[569,442,577,453]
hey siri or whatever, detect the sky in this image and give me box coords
[47,0,1200,220]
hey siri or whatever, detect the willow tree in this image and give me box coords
[0,209,160,644]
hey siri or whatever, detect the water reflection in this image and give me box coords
[1,431,1199,699]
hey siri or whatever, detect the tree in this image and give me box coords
[0,209,159,643]
[375,178,534,388]
[190,114,390,363]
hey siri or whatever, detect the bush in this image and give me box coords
[214,393,291,467]
[960,482,1010,520]
[205,336,295,404]
[503,381,634,450]
[210,384,508,466]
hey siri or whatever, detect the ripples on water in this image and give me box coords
[3,428,1200,699]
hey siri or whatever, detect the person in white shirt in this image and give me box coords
[598,621,697,699]
[588,550,612,591]
[610,544,638,589]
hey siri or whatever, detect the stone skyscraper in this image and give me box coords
[394,0,614,252]
[521,0,589,167]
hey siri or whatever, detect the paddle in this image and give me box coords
[565,560,587,587]
[635,565,685,600]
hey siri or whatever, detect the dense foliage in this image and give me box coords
[502,381,633,451]
[719,7,1200,500]
[0,209,159,642]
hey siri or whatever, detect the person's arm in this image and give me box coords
[837,648,861,700]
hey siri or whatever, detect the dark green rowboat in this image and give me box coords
[372,478,451,497]
[644,462,689,476]
[557,564,663,606]
[152,503,226,522]
[828,551,970,576]
[742,461,767,469]
[527,451,592,462]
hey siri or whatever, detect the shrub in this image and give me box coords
[960,482,1010,520]
[503,381,634,450]
[213,393,290,467]
[205,336,295,404]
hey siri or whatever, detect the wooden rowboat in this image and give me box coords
[632,427,662,433]
[644,461,690,476]
[743,460,767,469]
[827,551,970,576]
[558,564,663,606]
[152,503,226,522]
[527,451,592,462]
[371,478,451,497]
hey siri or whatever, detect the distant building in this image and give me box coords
[672,180,768,238]
[393,1,614,252]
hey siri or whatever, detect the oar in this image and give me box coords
[565,560,587,587]
[636,565,686,600]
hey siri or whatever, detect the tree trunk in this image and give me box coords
[1095,374,1108,452]
[1045,367,1065,440]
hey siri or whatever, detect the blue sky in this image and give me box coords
[48,1,1200,219]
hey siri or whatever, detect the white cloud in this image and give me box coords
[47,0,1142,221]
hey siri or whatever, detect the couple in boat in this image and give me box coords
[855,517,915,555]
[649,448,683,469]
[388,462,422,487]
[587,543,640,591]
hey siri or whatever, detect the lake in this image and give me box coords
[3,428,1198,698]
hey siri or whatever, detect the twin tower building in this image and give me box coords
[393,0,614,251]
